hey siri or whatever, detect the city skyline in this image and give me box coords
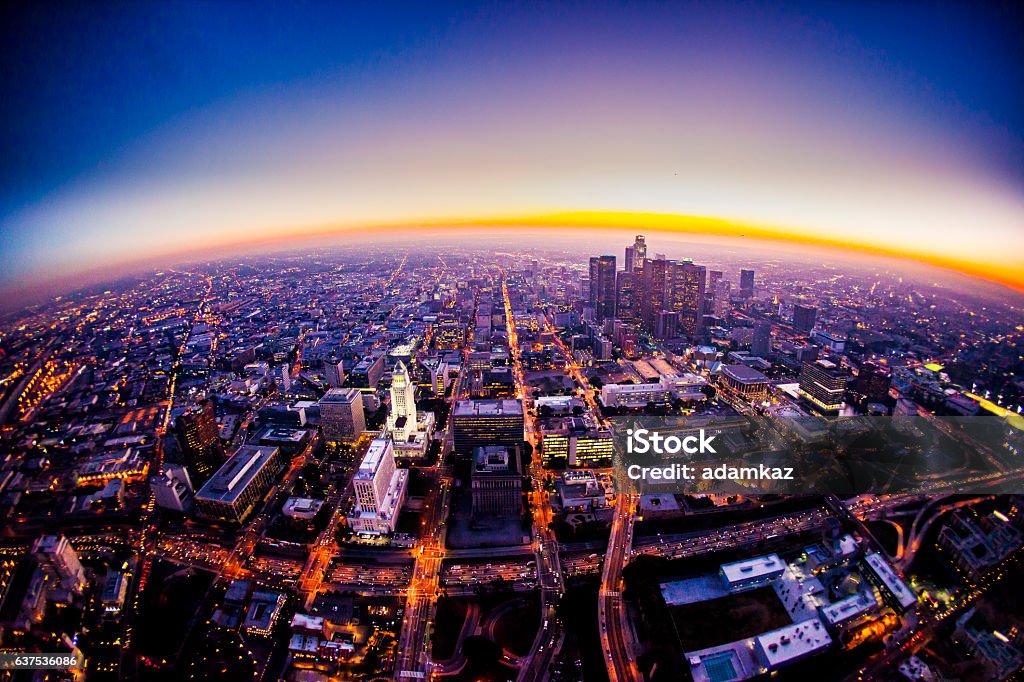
[1,235,1024,680]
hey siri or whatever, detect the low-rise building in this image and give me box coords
[718,364,769,402]
[754,618,833,671]
[283,497,324,521]
[720,554,785,591]
[195,446,282,523]
[243,589,286,636]
[863,552,917,612]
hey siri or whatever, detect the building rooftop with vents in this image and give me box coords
[194,445,282,522]
[754,618,832,670]
[196,446,278,505]
[720,554,786,590]
[819,591,878,628]
[864,552,917,610]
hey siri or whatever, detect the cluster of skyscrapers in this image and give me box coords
[589,235,745,341]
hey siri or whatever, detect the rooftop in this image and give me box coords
[819,591,877,626]
[720,554,785,584]
[196,445,279,504]
[755,618,832,667]
[721,364,769,384]
[318,387,360,404]
[864,552,917,609]
[452,399,523,417]
[355,435,393,480]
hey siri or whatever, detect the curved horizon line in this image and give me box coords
[432,211,1023,292]
[6,210,1023,303]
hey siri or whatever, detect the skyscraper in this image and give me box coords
[624,235,647,273]
[324,360,345,388]
[615,270,640,322]
[641,257,669,330]
[151,464,194,513]
[388,360,417,441]
[752,320,772,357]
[319,387,366,442]
[655,310,679,339]
[799,359,849,414]
[471,446,522,517]
[714,279,732,316]
[273,363,292,392]
[348,434,408,534]
[588,255,617,322]
[669,259,706,337]
[707,270,723,314]
[451,399,524,456]
[739,269,756,299]
[852,362,892,402]
[793,304,818,334]
[174,401,225,487]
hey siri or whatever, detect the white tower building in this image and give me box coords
[388,360,417,441]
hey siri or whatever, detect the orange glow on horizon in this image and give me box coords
[12,209,1024,298]
[417,210,1024,292]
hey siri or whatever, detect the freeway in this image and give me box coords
[899,494,995,569]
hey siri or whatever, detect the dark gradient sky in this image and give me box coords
[2,1,1022,293]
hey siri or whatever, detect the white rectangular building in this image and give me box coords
[819,591,878,630]
[720,554,786,591]
[864,552,917,611]
[347,435,408,534]
[755,618,832,671]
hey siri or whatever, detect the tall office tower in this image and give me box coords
[348,434,408,534]
[852,361,892,402]
[451,399,525,456]
[792,304,818,334]
[624,235,647,273]
[324,360,345,388]
[31,535,86,595]
[714,280,732,316]
[273,363,292,392]
[641,257,669,330]
[388,360,417,441]
[739,269,756,299]
[669,259,707,337]
[752,320,772,357]
[799,359,850,414]
[319,387,366,443]
[706,270,723,314]
[174,400,225,487]
[655,310,679,339]
[588,255,617,322]
[615,270,640,322]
